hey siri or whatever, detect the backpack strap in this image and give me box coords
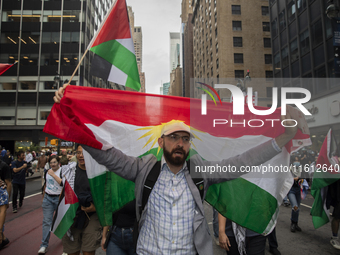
[187,160,205,201]
[141,160,161,212]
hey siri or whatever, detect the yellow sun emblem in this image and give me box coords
[136,120,202,155]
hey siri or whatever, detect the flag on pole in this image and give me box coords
[0,62,16,75]
[44,86,310,233]
[89,0,140,91]
[311,129,340,229]
[51,163,79,239]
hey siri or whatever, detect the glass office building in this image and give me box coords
[0,0,114,151]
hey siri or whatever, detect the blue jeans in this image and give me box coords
[41,194,59,248]
[106,226,136,255]
[288,186,301,223]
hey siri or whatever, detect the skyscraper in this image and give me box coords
[170,32,181,71]
[191,0,273,106]
[0,0,114,151]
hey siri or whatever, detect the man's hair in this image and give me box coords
[75,143,81,151]
[48,155,60,164]
[17,150,24,157]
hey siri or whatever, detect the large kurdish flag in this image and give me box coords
[89,0,140,91]
[44,86,310,233]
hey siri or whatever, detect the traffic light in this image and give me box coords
[50,139,58,145]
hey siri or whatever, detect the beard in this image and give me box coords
[163,142,189,167]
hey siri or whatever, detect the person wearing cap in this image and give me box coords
[54,85,298,255]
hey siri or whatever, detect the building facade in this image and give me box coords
[170,32,181,72]
[0,0,114,152]
[163,82,170,95]
[134,26,145,93]
[269,0,340,151]
[191,0,273,106]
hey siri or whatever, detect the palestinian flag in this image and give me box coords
[89,0,140,91]
[0,62,16,75]
[51,163,79,239]
[311,129,340,229]
[44,85,310,233]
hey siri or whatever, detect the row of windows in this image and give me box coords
[233,53,273,64]
[235,70,273,79]
[231,5,269,16]
[232,21,272,33]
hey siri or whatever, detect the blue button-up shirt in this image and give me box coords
[137,156,197,255]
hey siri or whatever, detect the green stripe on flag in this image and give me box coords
[53,202,79,239]
[205,178,277,234]
[90,40,141,91]
[89,172,135,226]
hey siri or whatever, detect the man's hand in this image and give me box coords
[219,232,231,251]
[101,226,109,251]
[22,163,27,169]
[81,202,96,213]
[275,106,298,149]
[53,83,69,103]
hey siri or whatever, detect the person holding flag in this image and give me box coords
[53,87,299,255]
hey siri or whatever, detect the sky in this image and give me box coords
[126,0,182,94]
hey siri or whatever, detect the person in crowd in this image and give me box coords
[0,158,12,250]
[288,157,303,233]
[25,149,34,177]
[38,155,63,254]
[267,228,281,255]
[0,148,6,160]
[101,200,136,255]
[329,150,340,249]
[11,151,27,213]
[2,150,13,168]
[59,149,69,166]
[218,212,267,255]
[38,151,48,187]
[62,144,102,255]
[54,83,298,255]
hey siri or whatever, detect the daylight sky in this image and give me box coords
[126,0,182,94]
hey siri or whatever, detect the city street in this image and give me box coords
[2,175,340,254]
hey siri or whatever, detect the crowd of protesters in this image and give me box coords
[0,138,340,255]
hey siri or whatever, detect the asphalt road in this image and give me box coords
[4,175,340,254]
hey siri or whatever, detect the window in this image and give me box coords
[287,0,296,22]
[263,22,270,32]
[232,5,241,15]
[232,21,242,31]
[300,29,310,55]
[234,53,243,63]
[290,39,299,62]
[266,71,273,80]
[216,43,218,53]
[279,10,286,31]
[265,54,272,64]
[274,52,280,72]
[235,70,244,79]
[271,18,278,37]
[262,6,269,16]
[216,58,219,69]
[281,47,289,68]
[264,38,271,48]
[311,20,323,48]
[233,37,243,47]
[215,28,218,37]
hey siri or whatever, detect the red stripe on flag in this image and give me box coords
[43,86,309,150]
[0,63,15,76]
[91,0,131,48]
[64,179,78,205]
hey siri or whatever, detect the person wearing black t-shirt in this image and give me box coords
[11,150,27,213]
[101,200,136,255]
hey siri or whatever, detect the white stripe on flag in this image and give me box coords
[108,65,128,86]
[51,197,70,232]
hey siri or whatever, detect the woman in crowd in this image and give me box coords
[38,155,62,254]
[101,200,136,255]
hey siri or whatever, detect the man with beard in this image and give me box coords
[80,121,297,255]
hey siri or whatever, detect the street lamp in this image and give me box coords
[326,1,340,19]
[236,69,251,92]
